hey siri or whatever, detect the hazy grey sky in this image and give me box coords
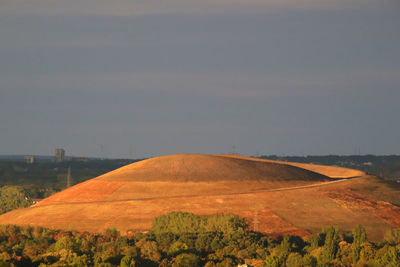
[1,0,399,158]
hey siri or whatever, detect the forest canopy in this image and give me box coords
[0,212,399,266]
[152,212,249,234]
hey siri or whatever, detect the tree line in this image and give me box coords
[0,212,399,266]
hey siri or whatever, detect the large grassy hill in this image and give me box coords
[0,154,398,241]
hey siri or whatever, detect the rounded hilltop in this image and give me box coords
[34,154,331,205]
[96,153,330,182]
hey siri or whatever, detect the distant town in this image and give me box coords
[21,148,89,164]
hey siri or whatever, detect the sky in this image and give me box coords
[0,0,399,158]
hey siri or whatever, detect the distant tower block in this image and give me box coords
[24,156,35,164]
[55,148,65,163]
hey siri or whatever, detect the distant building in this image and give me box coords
[31,199,42,204]
[24,156,35,164]
[72,157,89,162]
[55,148,65,163]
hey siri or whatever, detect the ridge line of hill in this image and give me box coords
[213,154,365,178]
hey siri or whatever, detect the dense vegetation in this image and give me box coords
[153,213,249,235]
[0,212,399,266]
[0,186,32,215]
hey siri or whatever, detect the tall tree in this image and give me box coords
[352,224,367,263]
[321,226,339,262]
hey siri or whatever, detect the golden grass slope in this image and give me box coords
[96,154,330,182]
[0,177,398,240]
[35,154,330,205]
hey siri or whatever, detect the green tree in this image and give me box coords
[352,224,367,263]
[286,252,303,267]
[320,226,339,262]
[302,254,317,267]
[384,228,400,245]
[279,234,291,261]
[373,246,400,267]
[68,254,92,267]
[136,239,162,263]
[0,185,32,214]
[264,255,280,267]
[120,255,135,267]
[53,236,77,253]
[104,227,120,241]
[172,253,200,267]
[359,242,375,264]
[168,241,189,257]
[153,212,248,234]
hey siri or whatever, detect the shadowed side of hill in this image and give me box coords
[214,154,365,178]
[96,154,330,182]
